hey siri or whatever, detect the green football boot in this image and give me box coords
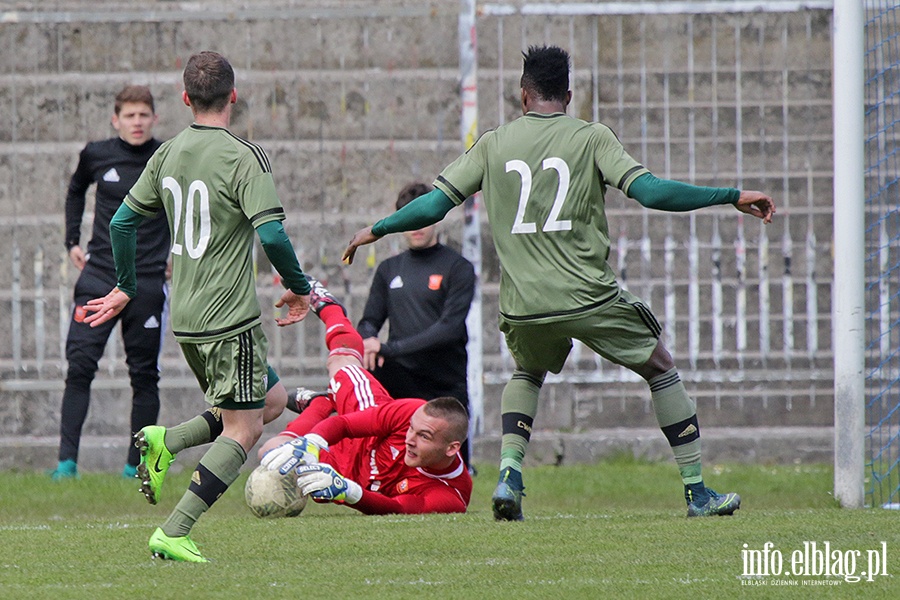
[686,488,741,517]
[148,527,208,563]
[491,467,526,521]
[135,426,175,505]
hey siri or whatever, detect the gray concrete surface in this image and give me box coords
[0,1,846,471]
[0,427,834,474]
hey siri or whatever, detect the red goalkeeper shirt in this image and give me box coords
[311,398,472,515]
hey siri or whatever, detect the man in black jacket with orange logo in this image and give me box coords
[357,182,476,468]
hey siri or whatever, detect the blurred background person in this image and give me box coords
[356,182,476,470]
[53,85,169,481]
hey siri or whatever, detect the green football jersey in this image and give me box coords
[434,112,648,322]
[125,124,285,342]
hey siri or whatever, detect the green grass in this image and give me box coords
[1,460,898,599]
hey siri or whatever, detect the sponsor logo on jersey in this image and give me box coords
[389,275,403,289]
[143,315,160,329]
[102,168,120,182]
[428,274,443,290]
[74,305,87,323]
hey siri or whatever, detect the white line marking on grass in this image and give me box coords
[675,577,714,584]
[364,578,447,586]
[529,513,614,520]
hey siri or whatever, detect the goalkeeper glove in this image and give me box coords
[261,434,328,476]
[295,463,363,505]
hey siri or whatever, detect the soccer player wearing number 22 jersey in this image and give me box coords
[343,45,775,521]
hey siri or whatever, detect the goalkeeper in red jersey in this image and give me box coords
[260,276,472,515]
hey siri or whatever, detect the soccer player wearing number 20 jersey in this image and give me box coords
[85,51,311,562]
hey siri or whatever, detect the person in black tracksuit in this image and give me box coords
[357,182,476,468]
[52,85,170,480]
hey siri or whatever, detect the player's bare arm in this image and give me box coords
[734,190,776,224]
[274,289,310,327]
[342,225,381,265]
[83,287,131,327]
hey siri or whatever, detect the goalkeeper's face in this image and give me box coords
[404,406,458,469]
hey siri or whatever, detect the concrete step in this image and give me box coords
[1,426,833,474]
[1,368,838,442]
[497,426,834,467]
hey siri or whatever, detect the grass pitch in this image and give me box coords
[1,459,897,599]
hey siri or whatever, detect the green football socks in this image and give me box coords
[648,368,703,486]
[498,370,544,473]
[164,408,224,454]
[161,436,246,538]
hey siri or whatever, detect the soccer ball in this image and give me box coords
[244,464,307,518]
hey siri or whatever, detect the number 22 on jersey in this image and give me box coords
[506,157,572,234]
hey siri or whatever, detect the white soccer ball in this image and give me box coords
[244,464,307,518]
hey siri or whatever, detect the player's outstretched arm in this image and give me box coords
[342,226,381,265]
[256,220,311,325]
[627,174,775,225]
[274,289,309,326]
[342,188,456,265]
[733,190,776,224]
[261,434,327,473]
[295,463,363,505]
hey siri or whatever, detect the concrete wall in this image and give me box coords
[0,1,838,470]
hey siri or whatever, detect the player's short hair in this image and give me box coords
[183,51,235,113]
[423,397,469,444]
[520,45,571,103]
[395,181,433,210]
[114,85,155,114]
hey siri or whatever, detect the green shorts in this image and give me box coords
[180,324,269,410]
[499,288,661,374]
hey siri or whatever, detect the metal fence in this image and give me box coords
[0,1,837,433]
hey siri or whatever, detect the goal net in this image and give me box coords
[865,1,900,509]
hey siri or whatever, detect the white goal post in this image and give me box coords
[831,0,865,508]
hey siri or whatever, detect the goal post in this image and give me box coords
[832,0,866,509]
